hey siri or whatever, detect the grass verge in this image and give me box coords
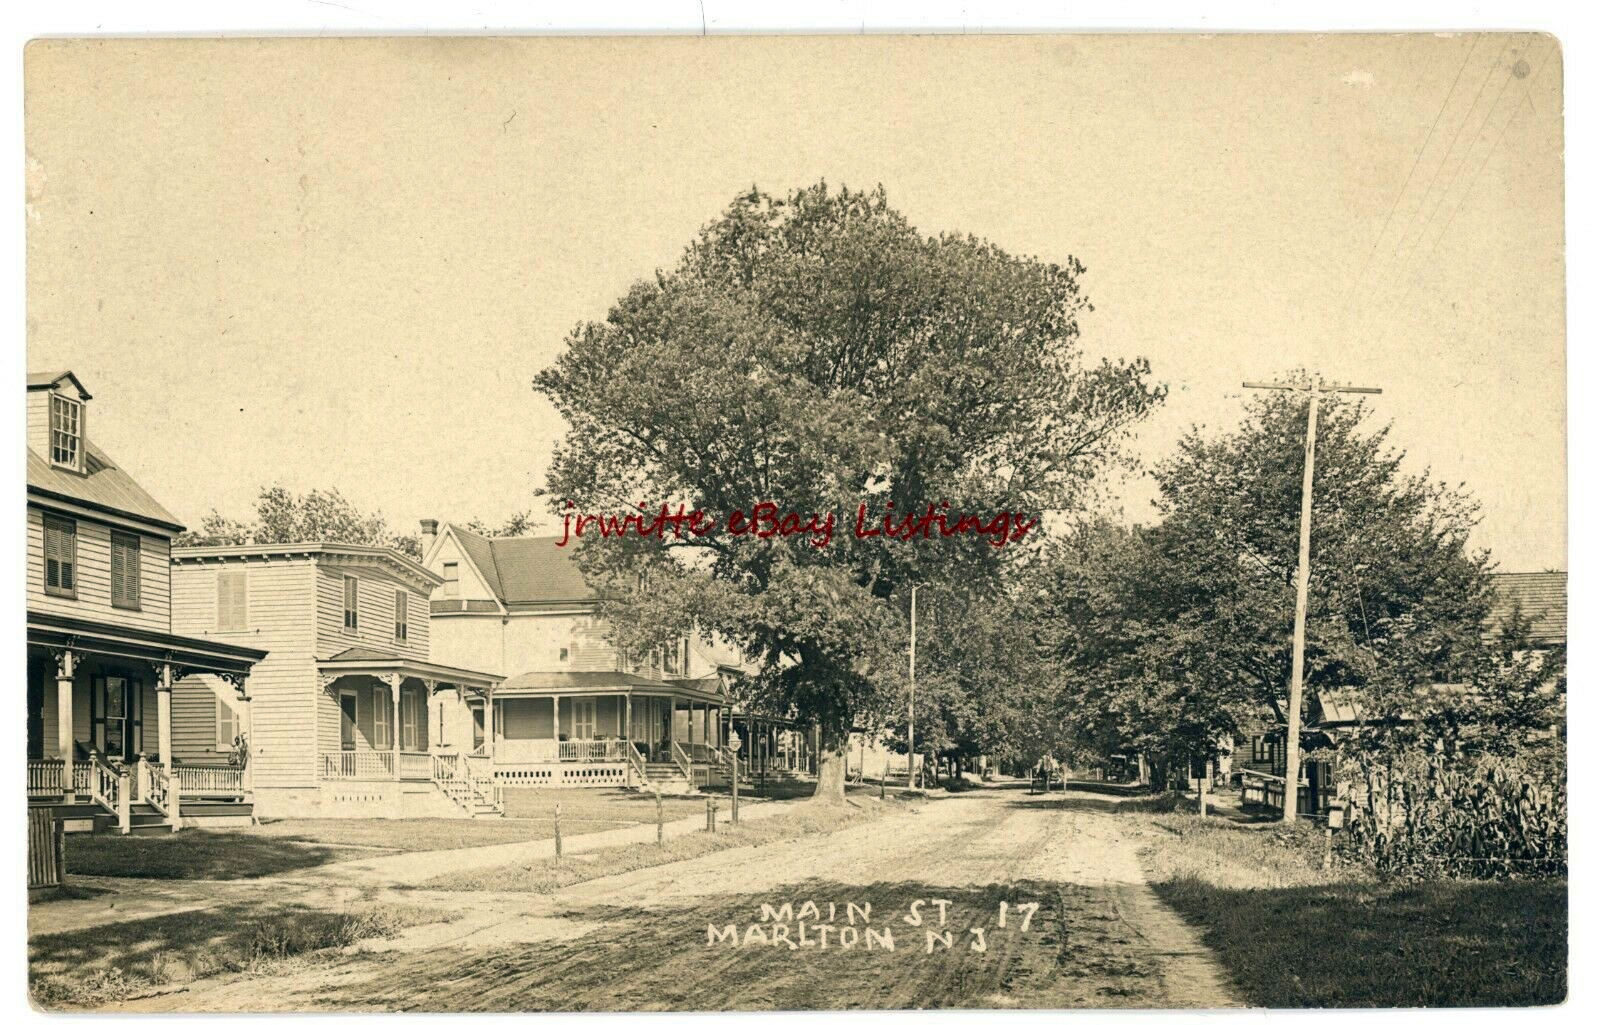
[1133,813,1567,1007]
[30,898,456,1009]
[412,796,907,893]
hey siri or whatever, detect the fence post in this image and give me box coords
[54,814,66,887]
[554,801,562,859]
[705,795,715,833]
[656,789,664,847]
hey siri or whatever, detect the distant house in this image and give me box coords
[1236,570,1568,817]
[26,371,267,833]
[419,521,813,792]
[170,543,503,818]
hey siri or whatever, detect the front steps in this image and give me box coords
[638,762,694,794]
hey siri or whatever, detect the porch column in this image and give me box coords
[238,693,254,795]
[670,697,678,747]
[552,695,560,741]
[624,696,632,743]
[383,672,402,780]
[484,685,496,759]
[56,649,76,797]
[156,663,175,768]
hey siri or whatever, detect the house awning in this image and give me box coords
[28,611,267,680]
[495,670,730,704]
[318,646,503,693]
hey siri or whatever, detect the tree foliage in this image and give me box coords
[534,182,1164,797]
[1039,380,1554,784]
[177,485,422,558]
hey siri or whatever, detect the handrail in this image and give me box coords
[87,753,123,817]
[140,759,170,817]
[670,740,692,781]
[623,742,649,788]
[461,754,503,814]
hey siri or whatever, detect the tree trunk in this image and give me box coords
[811,717,849,802]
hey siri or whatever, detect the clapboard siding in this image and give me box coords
[26,391,51,460]
[170,675,244,764]
[314,676,432,755]
[314,563,431,660]
[26,506,172,632]
[172,558,319,789]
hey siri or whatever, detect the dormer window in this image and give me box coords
[50,394,83,470]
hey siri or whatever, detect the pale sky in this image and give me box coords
[25,34,1565,570]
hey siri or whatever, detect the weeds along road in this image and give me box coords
[122,786,1240,1011]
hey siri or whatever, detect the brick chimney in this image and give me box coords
[419,518,438,537]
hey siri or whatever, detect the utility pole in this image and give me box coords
[1241,377,1381,823]
[908,584,920,789]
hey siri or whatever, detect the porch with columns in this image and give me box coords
[26,612,267,832]
[316,650,503,782]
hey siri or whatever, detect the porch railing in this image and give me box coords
[174,765,247,799]
[684,742,720,763]
[670,740,692,782]
[27,760,65,799]
[557,739,626,762]
[321,750,396,780]
[399,752,433,780]
[461,753,503,813]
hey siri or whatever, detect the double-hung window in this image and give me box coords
[110,530,141,610]
[441,562,459,597]
[43,516,77,598]
[50,394,83,470]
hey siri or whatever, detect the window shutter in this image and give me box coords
[394,590,408,641]
[217,572,248,631]
[111,532,141,608]
[43,517,76,594]
[344,576,359,630]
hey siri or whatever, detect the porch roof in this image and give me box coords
[27,610,266,677]
[318,646,504,692]
[496,670,729,703]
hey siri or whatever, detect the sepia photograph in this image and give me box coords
[18,24,1568,1014]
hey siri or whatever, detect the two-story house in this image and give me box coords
[419,520,812,792]
[26,371,267,833]
[170,543,504,818]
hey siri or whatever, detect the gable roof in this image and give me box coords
[27,370,91,400]
[1489,571,1566,647]
[443,526,600,608]
[27,439,184,533]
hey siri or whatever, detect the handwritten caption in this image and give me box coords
[706,898,1040,954]
[559,501,1040,550]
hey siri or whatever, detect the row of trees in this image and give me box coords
[535,181,1562,800]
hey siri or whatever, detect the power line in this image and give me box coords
[1372,39,1556,346]
[1339,35,1481,316]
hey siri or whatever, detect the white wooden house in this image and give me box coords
[419,520,815,792]
[170,543,504,818]
[26,371,267,833]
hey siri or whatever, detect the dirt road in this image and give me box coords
[117,787,1239,1011]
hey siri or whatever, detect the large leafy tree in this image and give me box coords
[1043,380,1515,784]
[535,182,1164,799]
[178,485,422,558]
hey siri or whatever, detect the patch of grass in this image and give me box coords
[499,789,708,823]
[251,816,621,852]
[30,898,456,1009]
[66,830,372,880]
[414,797,903,893]
[1134,813,1567,1006]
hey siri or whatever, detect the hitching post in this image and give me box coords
[554,801,562,859]
[728,732,742,824]
[655,788,664,847]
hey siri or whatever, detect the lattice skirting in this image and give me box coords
[494,762,629,787]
